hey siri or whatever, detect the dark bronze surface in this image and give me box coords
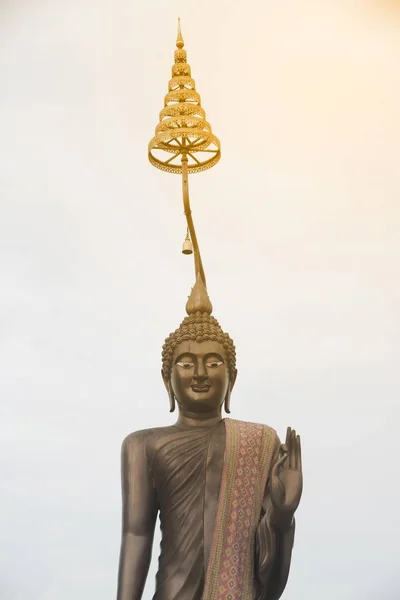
[116,340,303,600]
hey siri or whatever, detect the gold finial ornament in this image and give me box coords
[148,20,221,175]
[176,17,184,49]
[148,19,221,316]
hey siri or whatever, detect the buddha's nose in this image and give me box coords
[194,362,208,381]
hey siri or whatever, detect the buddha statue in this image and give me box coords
[116,20,303,600]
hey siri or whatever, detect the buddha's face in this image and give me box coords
[167,340,235,415]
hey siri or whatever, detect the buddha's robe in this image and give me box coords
[119,419,295,600]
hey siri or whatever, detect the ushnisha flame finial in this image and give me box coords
[148,20,221,315]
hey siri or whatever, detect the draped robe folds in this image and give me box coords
[120,419,295,600]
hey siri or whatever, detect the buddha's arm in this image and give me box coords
[255,437,296,600]
[117,432,158,600]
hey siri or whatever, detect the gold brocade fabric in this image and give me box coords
[203,419,277,600]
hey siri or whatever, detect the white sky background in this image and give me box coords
[1,1,399,599]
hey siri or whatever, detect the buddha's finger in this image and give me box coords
[287,429,293,469]
[288,429,293,468]
[284,428,291,468]
[290,429,296,469]
[294,434,299,469]
[280,443,289,470]
[272,447,288,478]
[291,429,297,469]
[296,435,302,470]
[285,427,292,448]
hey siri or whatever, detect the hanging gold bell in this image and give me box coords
[182,228,193,255]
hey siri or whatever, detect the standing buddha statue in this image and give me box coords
[116,20,303,600]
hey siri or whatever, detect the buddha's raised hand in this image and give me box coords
[270,427,303,530]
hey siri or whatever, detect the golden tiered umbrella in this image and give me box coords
[148,19,220,301]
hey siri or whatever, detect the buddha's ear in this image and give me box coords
[224,392,231,414]
[224,369,237,414]
[231,368,238,389]
[161,370,175,413]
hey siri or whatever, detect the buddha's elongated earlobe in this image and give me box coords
[224,389,231,414]
[224,369,237,414]
[162,369,176,413]
[168,386,176,413]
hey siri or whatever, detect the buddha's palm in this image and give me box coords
[270,427,303,519]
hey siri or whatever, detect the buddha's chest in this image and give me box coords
[149,425,225,514]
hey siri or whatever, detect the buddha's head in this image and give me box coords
[162,310,237,415]
[150,20,237,418]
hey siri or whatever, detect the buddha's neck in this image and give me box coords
[176,410,224,428]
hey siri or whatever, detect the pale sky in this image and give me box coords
[1,1,399,599]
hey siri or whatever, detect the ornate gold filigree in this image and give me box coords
[148,20,221,174]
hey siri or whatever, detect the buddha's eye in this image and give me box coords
[177,362,194,370]
[206,361,223,368]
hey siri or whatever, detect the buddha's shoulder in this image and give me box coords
[122,425,177,448]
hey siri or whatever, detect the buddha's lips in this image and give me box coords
[191,384,211,392]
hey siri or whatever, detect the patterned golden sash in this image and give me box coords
[203,418,276,600]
